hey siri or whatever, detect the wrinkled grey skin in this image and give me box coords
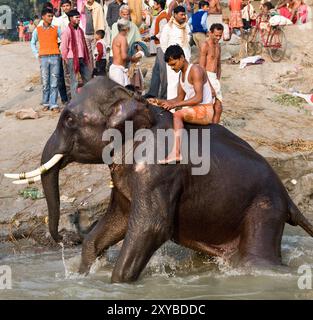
[40,76,313,283]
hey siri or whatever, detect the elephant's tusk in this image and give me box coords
[4,154,64,180]
[12,176,41,185]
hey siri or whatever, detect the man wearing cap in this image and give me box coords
[61,9,92,98]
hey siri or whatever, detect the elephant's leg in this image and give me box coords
[111,183,178,283]
[79,191,129,274]
[238,201,285,267]
[111,222,172,283]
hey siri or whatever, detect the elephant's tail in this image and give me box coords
[287,200,313,237]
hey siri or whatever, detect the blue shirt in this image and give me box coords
[31,24,62,58]
[188,10,209,33]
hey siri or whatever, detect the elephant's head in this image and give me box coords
[6,76,155,242]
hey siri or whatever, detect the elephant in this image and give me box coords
[5,76,313,283]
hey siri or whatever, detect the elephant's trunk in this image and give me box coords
[41,160,62,243]
[40,132,68,243]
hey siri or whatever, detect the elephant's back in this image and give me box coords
[173,124,288,245]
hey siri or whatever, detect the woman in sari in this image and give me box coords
[277,0,308,24]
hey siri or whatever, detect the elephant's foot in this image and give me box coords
[78,262,91,275]
[238,254,282,269]
[79,237,97,275]
[111,269,138,283]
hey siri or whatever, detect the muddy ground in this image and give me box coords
[0,20,313,256]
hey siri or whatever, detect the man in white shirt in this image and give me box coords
[109,5,143,62]
[145,0,169,99]
[160,5,191,99]
[54,0,71,33]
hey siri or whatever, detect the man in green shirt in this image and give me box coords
[109,5,143,61]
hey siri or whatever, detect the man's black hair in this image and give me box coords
[164,44,185,63]
[43,2,53,10]
[199,1,209,9]
[173,5,186,15]
[154,0,166,10]
[210,23,224,32]
[41,8,54,17]
[96,29,105,38]
[263,2,274,10]
[61,0,72,5]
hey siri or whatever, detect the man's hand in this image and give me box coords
[147,98,159,105]
[160,101,177,110]
[131,55,141,63]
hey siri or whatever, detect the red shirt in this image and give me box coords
[96,42,104,61]
[51,0,61,10]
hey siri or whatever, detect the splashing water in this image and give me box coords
[1,227,313,299]
[59,242,69,278]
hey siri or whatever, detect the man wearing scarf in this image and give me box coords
[160,5,191,99]
[61,9,92,98]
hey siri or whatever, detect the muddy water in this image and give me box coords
[0,225,313,300]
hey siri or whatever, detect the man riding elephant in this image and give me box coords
[5,76,313,283]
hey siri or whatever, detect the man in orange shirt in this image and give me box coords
[229,0,244,33]
[31,8,62,112]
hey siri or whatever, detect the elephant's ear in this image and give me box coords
[112,86,134,101]
[108,98,139,128]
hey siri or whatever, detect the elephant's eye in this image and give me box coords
[65,116,75,129]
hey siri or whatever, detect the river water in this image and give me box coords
[1,226,313,300]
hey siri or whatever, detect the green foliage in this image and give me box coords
[19,187,45,200]
[272,94,305,107]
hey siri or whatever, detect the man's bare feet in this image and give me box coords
[158,154,183,164]
[42,106,49,111]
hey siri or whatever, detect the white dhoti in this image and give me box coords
[207,72,223,102]
[109,64,129,87]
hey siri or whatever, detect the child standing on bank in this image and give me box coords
[128,44,145,94]
[93,30,107,76]
[18,21,26,42]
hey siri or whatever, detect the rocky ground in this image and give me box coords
[1,19,313,256]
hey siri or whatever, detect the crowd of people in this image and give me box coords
[26,0,309,157]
